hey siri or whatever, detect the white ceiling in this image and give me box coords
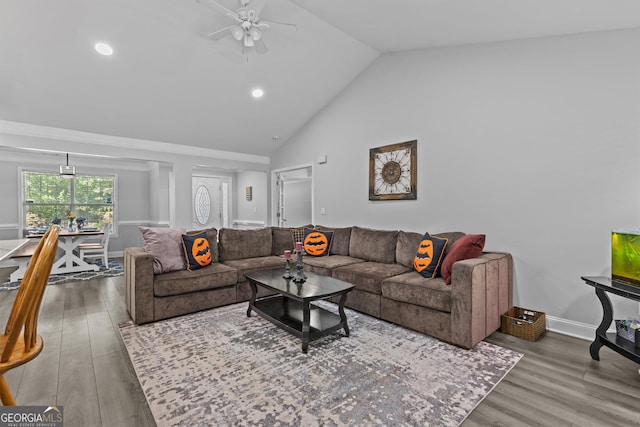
[2,0,640,158]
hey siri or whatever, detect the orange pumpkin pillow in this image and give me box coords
[181,232,213,271]
[413,233,448,278]
[302,228,333,257]
[441,234,485,285]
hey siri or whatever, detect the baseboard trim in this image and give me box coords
[545,315,614,341]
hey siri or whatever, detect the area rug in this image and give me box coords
[119,302,522,427]
[0,259,123,291]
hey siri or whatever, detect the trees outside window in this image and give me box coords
[23,171,116,234]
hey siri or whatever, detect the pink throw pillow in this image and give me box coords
[441,234,486,285]
[139,226,187,274]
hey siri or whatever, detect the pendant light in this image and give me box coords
[59,153,76,177]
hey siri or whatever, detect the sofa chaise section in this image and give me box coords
[125,247,237,324]
[380,231,512,348]
[125,228,237,324]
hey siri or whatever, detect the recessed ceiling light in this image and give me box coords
[251,88,264,98]
[94,42,114,56]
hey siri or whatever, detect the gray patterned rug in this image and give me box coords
[119,302,522,427]
[0,259,123,291]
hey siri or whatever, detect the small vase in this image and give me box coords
[68,219,76,232]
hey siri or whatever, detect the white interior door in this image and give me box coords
[275,167,312,228]
[192,176,227,230]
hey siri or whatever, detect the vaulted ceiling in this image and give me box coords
[2,0,640,157]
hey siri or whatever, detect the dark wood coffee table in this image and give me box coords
[245,269,354,353]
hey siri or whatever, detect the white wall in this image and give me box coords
[235,171,268,226]
[0,125,271,252]
[272,28,640,337]
[283,180,312,227]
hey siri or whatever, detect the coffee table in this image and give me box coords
[245,269,355,353]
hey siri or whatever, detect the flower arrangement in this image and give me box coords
[65,210,77,230]
[102,211,113,225]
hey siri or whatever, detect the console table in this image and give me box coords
[582,276,640,364]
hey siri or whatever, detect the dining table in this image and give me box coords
[27,229,105,276]
[0,239,30,283]
[0,239,30,262]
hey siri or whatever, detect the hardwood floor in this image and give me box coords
[0,274,155,426]
[1,272,639,426]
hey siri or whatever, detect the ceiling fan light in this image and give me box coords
[244,34,254,47]
[231,25,244,41]
[249,27,261,41]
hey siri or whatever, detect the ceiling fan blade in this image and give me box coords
[249,0,266,17]
[261,20,297,32]
[254,38,268,55]
[207,25,235,40]
[197,0,241,23]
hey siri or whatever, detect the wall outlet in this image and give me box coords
[320,207,326,215]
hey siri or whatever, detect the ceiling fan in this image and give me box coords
[197,0,296,55]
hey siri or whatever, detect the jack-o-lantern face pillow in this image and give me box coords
[302,228,333,257]
[413,233,448,278]
[181,231,213,270]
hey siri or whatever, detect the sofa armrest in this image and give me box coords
[449,252,513,348]
[125,247,156,325]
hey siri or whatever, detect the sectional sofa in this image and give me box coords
[124,225,512,349]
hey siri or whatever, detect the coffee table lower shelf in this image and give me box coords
[250,295,348,353]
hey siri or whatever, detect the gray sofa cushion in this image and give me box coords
[315,225,352,256]
[303,255,364,276]
[154,262,237,297]
[223,256,285,283]
[332,261,410,294]
[271,227,293,256]
[381,271,451,313]
[219,227,272,262]
[349,226,398,263]
[433,232,466,256]
[396,230,423,269]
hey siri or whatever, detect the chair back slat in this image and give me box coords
[101,223,112,246]
[24,232,57,349]
[1,226,59,363]
[4,234,47,336]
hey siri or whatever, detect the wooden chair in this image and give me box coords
[78,223,112,267]
[0,225,60,406]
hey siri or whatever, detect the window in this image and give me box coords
[22,171,116,235]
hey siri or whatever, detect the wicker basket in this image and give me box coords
[615,320,640,347]
[501,307,546,341]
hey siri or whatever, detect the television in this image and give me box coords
[611,229,640,287]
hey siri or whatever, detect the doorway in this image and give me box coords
[192,176,230,230]
[274,166,313,227]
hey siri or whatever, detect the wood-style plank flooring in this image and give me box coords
[1,271,639,426]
